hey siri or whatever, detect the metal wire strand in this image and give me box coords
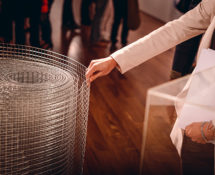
[0,43,90,175]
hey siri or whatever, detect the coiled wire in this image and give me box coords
[0,43,90,175]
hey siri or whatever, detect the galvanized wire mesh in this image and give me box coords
[0,43,90,175]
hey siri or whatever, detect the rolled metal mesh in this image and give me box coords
[0,43,90,175]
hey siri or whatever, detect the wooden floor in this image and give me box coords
[50,1,176,174]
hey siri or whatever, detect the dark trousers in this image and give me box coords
[81,0,93,26]
[14,16,25,45]
[29,6,41,47]
[181,135,214,175]
[14,0,41,47]
[90,0,108,42]
[110,0,128,45]
[172,34,202,76]
[62,0,75,26]
[1,0,13,42]
[41,0,54,45]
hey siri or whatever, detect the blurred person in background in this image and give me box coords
[170,0,202,79]
[16,0,41,47]
[81,0,93,26]
[110,0,128,52]
[40,0,54,49]
[110,0,140,52]
[0,0,41,47]
[0,0,13,43]
[90,0,109,45]
[62,0,80,30]
[81,0,109,45]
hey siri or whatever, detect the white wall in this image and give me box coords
[138,0,182,22]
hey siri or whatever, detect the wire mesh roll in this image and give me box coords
[0,44,90,175]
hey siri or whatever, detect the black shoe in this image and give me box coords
[63,22,80,30]
[121,39,127,47]
[110,43,117,53]
[71,23,80,30]
[122,43,127,47]
[91,38,110,47]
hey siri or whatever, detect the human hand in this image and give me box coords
[185,122,214,144]
[85,56,117,84]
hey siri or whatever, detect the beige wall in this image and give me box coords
[138,0,182,22]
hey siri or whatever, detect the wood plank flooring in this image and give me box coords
[50,1,175,174]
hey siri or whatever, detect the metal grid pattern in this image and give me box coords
[0,44,90,175]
